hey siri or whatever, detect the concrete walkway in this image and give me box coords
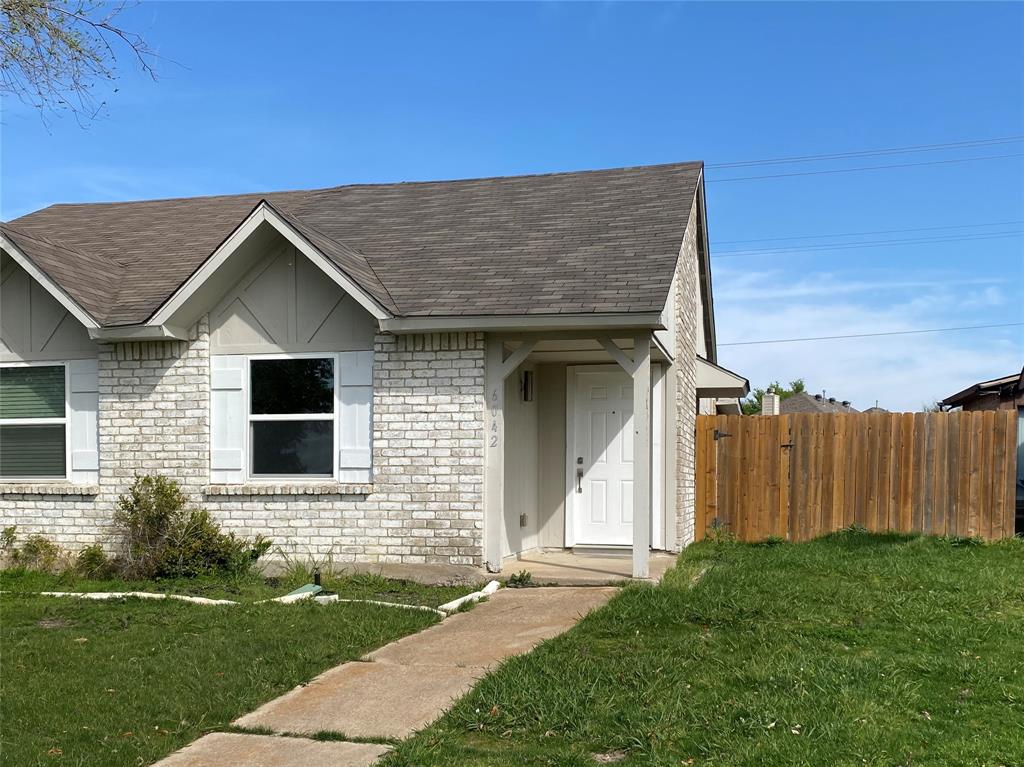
[152,586,615,766]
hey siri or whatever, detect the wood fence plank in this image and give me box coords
[779,415,792,540]
[876,413,892,532]
[945,412,959,538]
[989,411,1007,540]
[931,413,948,536]
[911,413,927,531]
[1001,410,1018,538]
[956,413,972,538]
[980,410,996,538]
[967,412,983,537]
[897,413,915,533]
[845,416,859,529]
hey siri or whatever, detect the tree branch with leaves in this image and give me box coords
[1,0,156,123]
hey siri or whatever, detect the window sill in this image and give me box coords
[0,483,100,496]
[203,483,374,497]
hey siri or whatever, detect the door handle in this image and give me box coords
[576,468,584,493]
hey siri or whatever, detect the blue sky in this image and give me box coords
[2,1,1021,410]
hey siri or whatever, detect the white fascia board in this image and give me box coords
[88,324,190,341]
[651,332,674,363]
[696,355,750,398]
[0,233,100,329]
[380,312,665,334]
[149,204,390,327]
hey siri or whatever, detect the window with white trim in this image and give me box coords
[248,356,336,478]
[0,364,68,480]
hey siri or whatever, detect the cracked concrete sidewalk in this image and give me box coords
[152,586,616,766]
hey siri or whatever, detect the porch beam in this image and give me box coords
[598,336,639,375]
[483,337,538,573]
[497,339,538,381]
[632,332,652,579]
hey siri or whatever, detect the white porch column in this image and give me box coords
[483,336,537,573]
[484,338,506,572]
[632,332,652,579]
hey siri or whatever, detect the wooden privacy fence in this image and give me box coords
[695,410,1018,542]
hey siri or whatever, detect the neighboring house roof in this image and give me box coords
[779,392,858,414]
[862,406,889,413]
[941,366,1024,408]
[1,162,705,328]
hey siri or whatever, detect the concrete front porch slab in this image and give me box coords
[499,550,677,585]
[151,733,389,767]
[233,662,481,740]
[366,586,616,668]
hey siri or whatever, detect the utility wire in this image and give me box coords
[706,135,1024,169]
[719,322,1024,347]
[706,152,1024,183]
[712,220,1024,246]
[713,231,1023,258]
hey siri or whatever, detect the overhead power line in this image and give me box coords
[713,230,1023,258]
[712,220,1024,246]
[706,135,1024,169]
[706,152,1024,184]
[719,322,1024,347]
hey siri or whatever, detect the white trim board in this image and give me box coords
[150,203,391,328]
[0,234,99,330]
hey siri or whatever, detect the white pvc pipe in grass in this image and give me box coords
[438,580,501,613]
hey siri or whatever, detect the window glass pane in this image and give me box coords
[0,425,66,477]
[251,421,333,476]
[0,366,65,419]
[251,358,334,415]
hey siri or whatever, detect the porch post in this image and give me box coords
[483,337,538,573]
[484,338,505,572]
[632,332,652,579]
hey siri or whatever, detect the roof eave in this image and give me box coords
[379,312,665,334]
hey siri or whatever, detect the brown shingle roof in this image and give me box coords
[3,162,703,326]
[779,392,859,414]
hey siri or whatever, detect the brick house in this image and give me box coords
[0,162,747,577]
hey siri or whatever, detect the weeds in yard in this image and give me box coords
[506,570,534,588]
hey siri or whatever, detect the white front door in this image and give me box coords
[571,367,635,545]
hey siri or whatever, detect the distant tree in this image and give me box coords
[921,400,944,413]
[742,378,806,416]
[1,0,156,123]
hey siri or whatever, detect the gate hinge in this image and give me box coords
[713,429,732,440]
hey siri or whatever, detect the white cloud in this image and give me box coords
[712,266,1023,411]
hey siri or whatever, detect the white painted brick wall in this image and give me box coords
[674,196,700,549]
[0,319,487,566]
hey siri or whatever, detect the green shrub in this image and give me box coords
[11,535,65,572]
[112,474,270,579]
[75,544,114,579]
[1,525,16,551]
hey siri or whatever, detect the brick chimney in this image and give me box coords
[762,392,781,416]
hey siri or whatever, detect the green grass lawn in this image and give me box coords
[0,574,467,767]
[386,532,1024,767]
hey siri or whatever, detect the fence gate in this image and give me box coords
[695,411,1018,542]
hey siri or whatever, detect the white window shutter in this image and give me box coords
[338,351,373,483]
[210,355,246,484]
[68,359,99,484]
